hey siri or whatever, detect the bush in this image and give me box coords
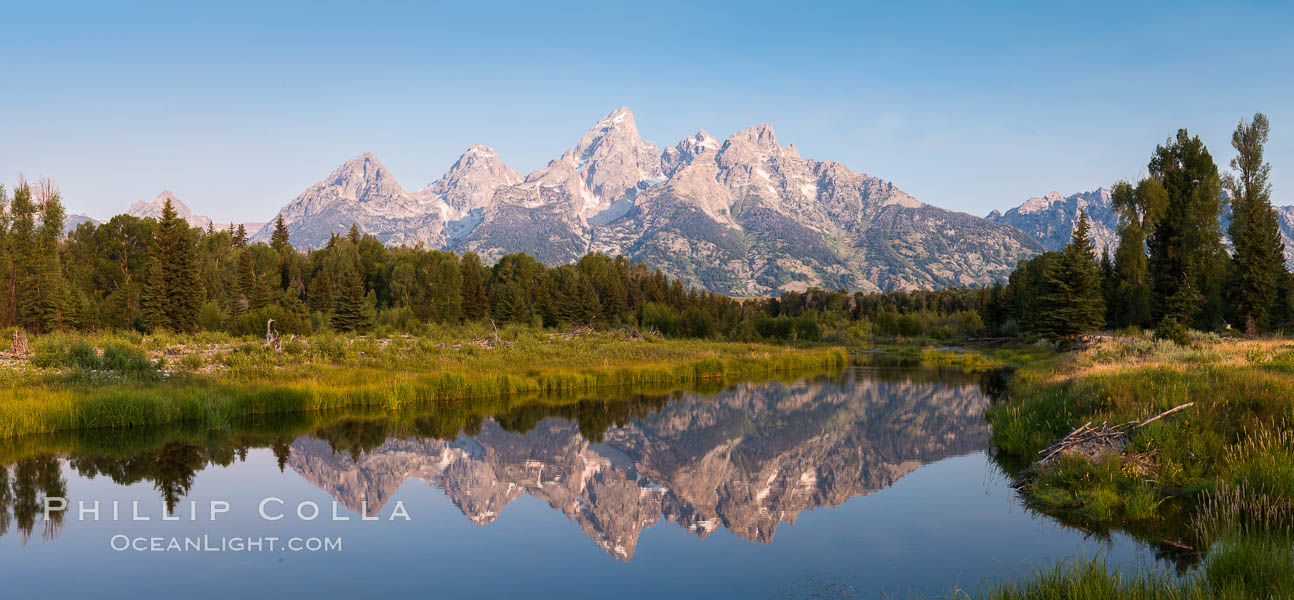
[754,316,820,342]
[99,344,161,379]
[1154,316,1190,346]
[197,301,226,331]
[227,306,307,338]
[896,313,924,337]
[680,307,717,339]
[376,306,421,334]
[28,334,160,380]
[640,302,681,337]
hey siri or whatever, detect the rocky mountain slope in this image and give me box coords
[128,190,214,229]
[986,189,1120,255]
[257,107,1043,293]
[288,373,989,561]
[992,188,1294,267]
[121,190,263,233]
[63,213,99,233]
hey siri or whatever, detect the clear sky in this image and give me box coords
[2,0,1291,223]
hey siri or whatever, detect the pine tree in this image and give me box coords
[1224,112,1284,333]
[9,183,37,329]
[233,250,257,315]
[31,186,72,332]
[232,223,248,248]
[1146,129,1227,329]
[1099,246,1118,326]
[308,270,334,314]
[347,223,361,245]
[0,185,10,327]
[460,252,488,320]
[1040,212,1106,337]
[270,215,292,252]
[142,199,202,332]
[330,244,369,331]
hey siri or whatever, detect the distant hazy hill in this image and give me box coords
[990,188,1294,267]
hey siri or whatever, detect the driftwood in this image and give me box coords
[1013,402,1196,489]
[10,330,29,358]
[264,319,282,353]
[548,325,595,341]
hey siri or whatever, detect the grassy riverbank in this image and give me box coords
[0,325,846,439]
[989,334,1294,523]
[980,332,1294,598]
[934,541,1294,599]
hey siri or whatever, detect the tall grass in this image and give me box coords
[937,543,1294,600]
[0,331,846,439]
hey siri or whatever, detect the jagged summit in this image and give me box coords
[413,145,522,220]
[127,190,212,229]
[285,376,990,561]
[987,188,1119,253]
[661,130,720,177]
[248,107,1043,293]
[253,152,437,249]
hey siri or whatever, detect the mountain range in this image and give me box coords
[989,188,1294,267]
[248,107,1043,294]
[288,372,989,561]
[73,107,1294,294]
[67,190,265,235]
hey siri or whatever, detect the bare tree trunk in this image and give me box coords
[11,330,28,358]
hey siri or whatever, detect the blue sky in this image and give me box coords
[2,1,1291,223]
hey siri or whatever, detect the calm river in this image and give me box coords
[0,367,1170,598]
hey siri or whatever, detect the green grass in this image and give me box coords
[927,538,1294,599]
[0,328,847,439]
[988,336,1294,526]
[981,333,1294,596]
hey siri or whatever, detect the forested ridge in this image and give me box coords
[0,114,1281,344]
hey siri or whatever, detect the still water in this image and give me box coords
[0,367,1168,598]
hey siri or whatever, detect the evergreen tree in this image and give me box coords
[330,244,369,331]
[426,251,463,323]
[232,223,248,248]
[270,215,292,252]
[460,252,488,320]
[1040,212,1106,337]
[8,183,37,329]
[347,223,361,245]
[233,250,257,315]
[31,186,72,331]
[142,199,202,332]
[1099,246,1118,326]
[307,269,334,315]
[1224,112,1284,333]
[1146,129,1227,329]
[0,185,10,327]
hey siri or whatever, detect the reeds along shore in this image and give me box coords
[0,326,848,440]
[979,333,1294,598]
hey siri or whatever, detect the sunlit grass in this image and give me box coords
[0,329,847,439]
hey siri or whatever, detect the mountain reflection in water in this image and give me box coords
[0,367,991,560]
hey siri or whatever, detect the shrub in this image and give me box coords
[228,306,307,338]
[1154,316,1190,346]
[640,302,681,337]
[197,301,227,331]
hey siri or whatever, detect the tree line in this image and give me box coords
[984,113,1288,340]
[1,113,1278,343]
[0,190,768,339]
